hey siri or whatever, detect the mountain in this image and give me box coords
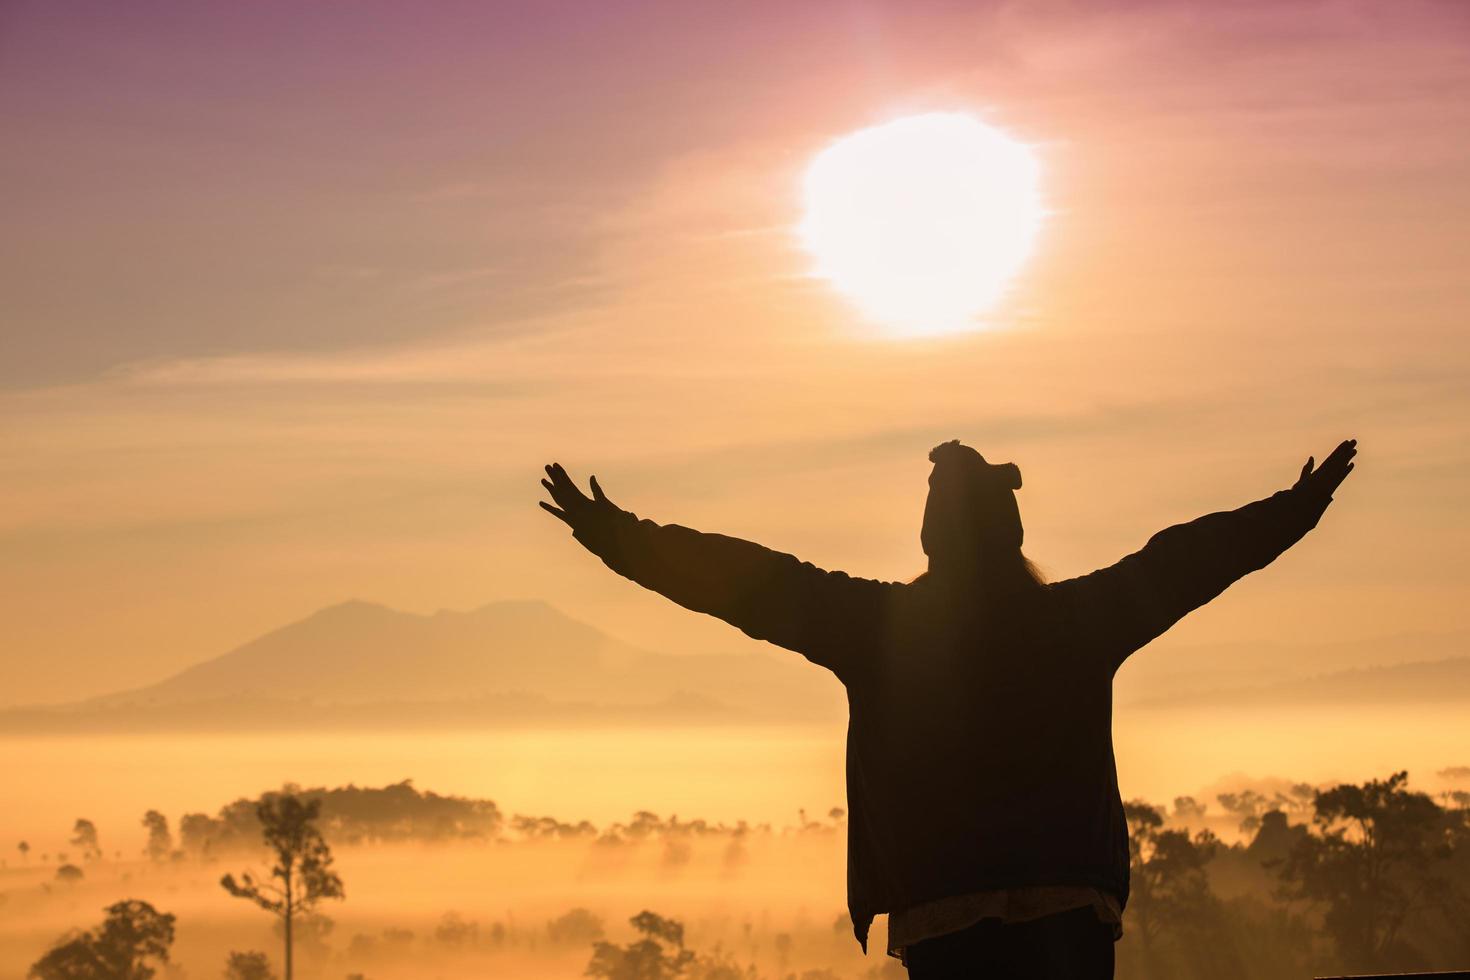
[1124,655,1470,709]
[7,598,1463,733]
[3,599,845,731]
[1115,629,1470,704]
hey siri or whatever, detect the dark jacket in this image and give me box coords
[572,485,1332,951]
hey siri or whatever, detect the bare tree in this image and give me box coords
[220,795,344,980]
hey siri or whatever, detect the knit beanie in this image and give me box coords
[924,439,1024,552]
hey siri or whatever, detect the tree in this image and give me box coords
[28,900,175,980]
[434,911,480,948]
[587,911,696,980]
[1123,801,1236,979]
[141,811,173,864]
[179,812,219,859]
[18,840,30,862]
[1276,771,1466,972]
[220,794,344,980]
[70,819,101,862]
[55,864,85,884]
[223,950,277,980]
[546,907,603,946]
[1246,809,1308,866]
[1173,796,1208,821]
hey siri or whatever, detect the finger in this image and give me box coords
[539,501,572,525]
[590,475,607,503]
[1323,460,1357,494]
[554,463,585,496]
[547,463,588,501]
[541,475,572,507]
[1323,446,1356,476]
[1300,458,1314,482]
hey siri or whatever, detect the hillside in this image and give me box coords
[1116,628,1470,703]
[9,598,1465,732]
[6,600,844,731]
[1124,655,1470,709]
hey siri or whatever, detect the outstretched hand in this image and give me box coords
[1293,439,1357,500]
[539,462,619,531]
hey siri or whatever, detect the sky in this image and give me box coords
[2,0,1469,705]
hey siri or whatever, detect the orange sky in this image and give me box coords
[2,0,1468,704]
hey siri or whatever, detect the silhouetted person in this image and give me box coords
[539,438,1357,979]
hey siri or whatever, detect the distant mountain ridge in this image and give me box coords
[4,599,1465,733]
[1125,655,1470,709]
[1117,628,1470,703]
[10,599,845,730]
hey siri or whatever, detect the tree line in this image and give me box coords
[20,769,1470,979]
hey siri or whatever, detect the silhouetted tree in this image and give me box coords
[433,911,480,948]
[1246,809,1309,867]
[28,900,175,980]
[223,950,277,980]
[1216,790,1275,836]
[179,811,221,859]
[18,840,30,862]
[220,795,344,980]
[1173,796,1208,821]
[587,911,696,980]
[1276,771,1466,972]
[55,863,84,884]
[276,913,336,966]
[547,907,604,946]
[70,819,101,862]
[178,781,506,856]
[141,811,173,864]
[688,946,759,980]
[1124,801,1236,978]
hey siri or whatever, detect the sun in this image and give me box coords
[798,112,1044,338]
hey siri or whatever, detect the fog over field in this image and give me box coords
[5,598,1469,979]
[5,760,1469,980]
[6,599,1469,844]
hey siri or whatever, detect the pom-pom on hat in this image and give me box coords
[923,440,1024,553]
[927,439,1022,491]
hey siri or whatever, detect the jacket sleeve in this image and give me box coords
[572,508,889,679]
[1053,487,1333,669]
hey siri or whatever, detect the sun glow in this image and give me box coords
[799,112,1044,338]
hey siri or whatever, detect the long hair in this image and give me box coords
[911,550,1047,591]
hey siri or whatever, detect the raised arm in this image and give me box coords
[1054,440,1357,668]
[539,463,889,678]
